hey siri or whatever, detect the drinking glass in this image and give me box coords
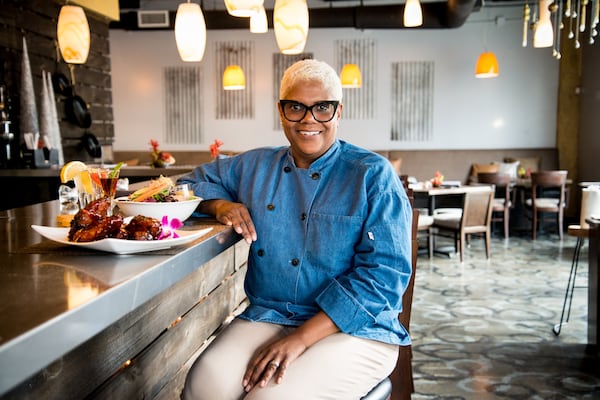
[58,184,79,215]
[90,167,120,215]
[73,168,101,209]
[173,183,191,201]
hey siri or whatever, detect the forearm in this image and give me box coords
[197,199,225,215]
[294,311,340,348]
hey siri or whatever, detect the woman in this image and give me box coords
[180,59,412,400]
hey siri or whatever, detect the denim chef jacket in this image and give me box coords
[179,140,413,345]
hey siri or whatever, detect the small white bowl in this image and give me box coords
[114,196,201,222]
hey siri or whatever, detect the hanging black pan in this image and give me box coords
[65,64,92,129]
[52,70,72,97]
[80,132,102,158]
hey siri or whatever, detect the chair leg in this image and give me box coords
[427,228,433,259]
[504,209,509,239]
[485,230,491,259]
[459,232,465,262]
[553,237,583,335]
[532,209,537,240]
[558,211,564,240]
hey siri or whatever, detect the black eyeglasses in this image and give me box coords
[279,100,340,123]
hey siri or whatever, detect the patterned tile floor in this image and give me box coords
[411,233,600,399]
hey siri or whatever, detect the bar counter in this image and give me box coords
[0,200,249,398]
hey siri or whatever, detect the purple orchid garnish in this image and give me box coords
[158,215,183,240]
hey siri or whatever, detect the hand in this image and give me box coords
[242,333,308,392]
[211,200,257,244]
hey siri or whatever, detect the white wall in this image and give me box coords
[109,6,560,153]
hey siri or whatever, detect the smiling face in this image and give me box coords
[278,81,343,169]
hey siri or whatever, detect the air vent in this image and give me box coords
[137,10,170,28]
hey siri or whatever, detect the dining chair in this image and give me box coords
[431,185,494,262]
[361,206,419,400]
[477,172,512,239]
[525,170,568,240]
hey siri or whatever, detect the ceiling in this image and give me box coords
[112,0,507,30]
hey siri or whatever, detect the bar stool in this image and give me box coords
[552,224,589,335]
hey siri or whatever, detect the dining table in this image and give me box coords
[410,183,492,215]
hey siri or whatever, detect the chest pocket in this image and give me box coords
[305,212,363,275]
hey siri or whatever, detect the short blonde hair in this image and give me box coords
[280,59,343,101]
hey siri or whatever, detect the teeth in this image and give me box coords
[299,131,319,136]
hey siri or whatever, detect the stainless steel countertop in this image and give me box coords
[0,200,237,396]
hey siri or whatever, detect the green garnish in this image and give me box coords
[109,162,125,179]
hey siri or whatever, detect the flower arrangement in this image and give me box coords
[430,171,444,187]
[517,166,532,178]
[209,139,224,159]
[150,139,175,168]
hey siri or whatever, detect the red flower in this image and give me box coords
[210,139,224,158]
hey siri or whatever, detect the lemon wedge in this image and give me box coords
[60,161,88,184]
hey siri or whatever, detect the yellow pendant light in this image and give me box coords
[533,0,554,48]
[57,5,90,64]
[274,0,309,55]
[475,51,499,78]
[250,5,268,33]
[224,0,264,17]
[174,2,207,62]
[223,65,246,90]
[340,64,362,88]
[403,0,423,28]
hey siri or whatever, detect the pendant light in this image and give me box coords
[475,51,499,78]
[57,5,90,64]
[174,1,207,62]
[250,5,268,33]
[340,64,362,88]
[223,65,246,90]
[224,0,264,17]
[274,0,309,55]
[403,0,423,28]
[533,0,554,48]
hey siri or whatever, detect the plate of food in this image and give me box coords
[115,196,201,221]
[31,225,213,255]
[114,176,201,222]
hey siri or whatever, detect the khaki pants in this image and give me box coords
[182,318,399,400]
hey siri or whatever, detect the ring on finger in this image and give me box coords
[268,360,280,369]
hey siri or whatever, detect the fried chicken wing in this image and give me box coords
[68,197,160,242]
[70,215,124,242]
[116,215,162,240]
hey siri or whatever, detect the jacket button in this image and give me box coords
[257,249,265,257]
[284,166,291,173]
[311,172,320,180]
[300,212,307,221]
[291,258,299,266]
[267,204,275,211]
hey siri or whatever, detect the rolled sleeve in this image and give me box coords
[316,279,375,332]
